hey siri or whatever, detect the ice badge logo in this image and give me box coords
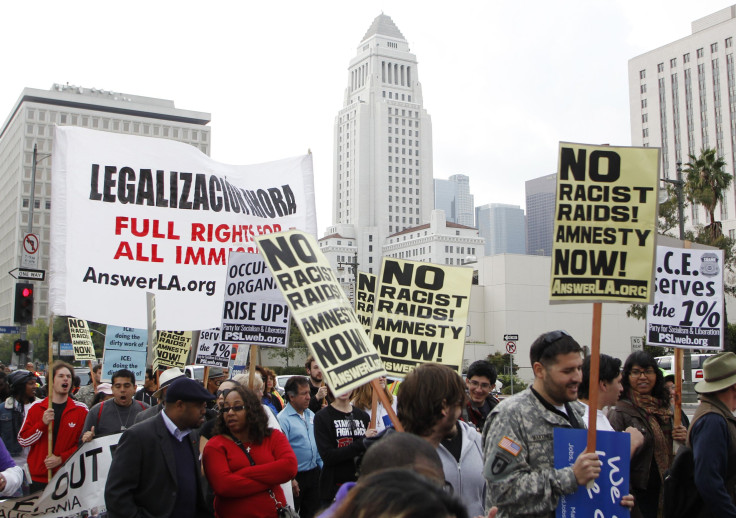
[700,253,720,277]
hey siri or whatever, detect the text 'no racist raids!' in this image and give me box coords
[370,258,473,378]
[550,142,659,303]
[256,230,386,396]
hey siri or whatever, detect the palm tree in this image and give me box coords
[683,148,732,239]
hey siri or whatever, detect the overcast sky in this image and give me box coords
[1,1,732,232]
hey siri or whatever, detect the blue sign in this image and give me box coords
[101,350,147,383]
[0,326,20,334]
[104,326,148,351]
[59,342,74,357]
[554,428,630,518]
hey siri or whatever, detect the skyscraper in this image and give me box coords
[629,5,736,236]
[434,174,475,227]
[475,203,526,256]
[0,84,210,325]
[327,14,434,274]
[525,173,556,256]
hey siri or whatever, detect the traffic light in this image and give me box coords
[13,283,34,324]
[12,339,29,355]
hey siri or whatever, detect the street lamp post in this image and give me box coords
[661,162,697,404]
[337,252,359,303]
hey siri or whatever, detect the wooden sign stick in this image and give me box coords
[371,378,403,432]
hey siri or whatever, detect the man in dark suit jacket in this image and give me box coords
[104,377,215,518]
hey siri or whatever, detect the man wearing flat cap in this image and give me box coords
[104,377,215,518]
[688,352,736,516]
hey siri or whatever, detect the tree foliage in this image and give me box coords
[683,148,732,239]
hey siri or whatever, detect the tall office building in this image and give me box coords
[434,174,475,227]
[525,173,556,256]
[476,203,526,256]
[325,14,434,274]
[0,84,211,325]
[629,5,736,235]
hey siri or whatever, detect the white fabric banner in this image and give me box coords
[0,434,120,517]
[50,127,316,330]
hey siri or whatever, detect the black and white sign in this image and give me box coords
[196,327,232,367]
[647,246,724,350]
[21,233,40,268]
[503,334,519,341]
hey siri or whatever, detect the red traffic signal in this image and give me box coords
[13,340,29,355]
[13,283,34,325]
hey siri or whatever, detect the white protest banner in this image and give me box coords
[370,258,472,377]
[50,127,317,331]
[196,327,232,368]
[101,325,148,382]
[0,433,120,517]
[356,271,376,336]
[153,331,193,370]
[67,318,96,361]
[647,246,724,350]
[256,230,386,395]
[221,252,290,347]
[550,143,659,303]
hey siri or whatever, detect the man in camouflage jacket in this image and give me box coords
[482,331,600,518]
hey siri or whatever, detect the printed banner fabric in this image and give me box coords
[221,252,290,347]
[256,230,386,395]
[647,246,724,350]
[550,142,659,303]
[50,127,316,330]
[369,258,472,377]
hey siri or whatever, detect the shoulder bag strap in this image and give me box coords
[229,435,286,510]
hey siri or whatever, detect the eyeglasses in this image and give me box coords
[222,405,245,413]
[630,368,657,378]
[216,388,233,398]
[468,379,492,390]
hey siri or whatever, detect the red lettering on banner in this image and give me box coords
[113,242,164,262]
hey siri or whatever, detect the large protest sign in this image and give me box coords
[67,318,96,361]
[152,331,193,370]
[221,252,290,347]
[101,325,148,382]
[256,230,386,395]
[550,143,659,303]
[647,246,724,350]
[49,127,317,331]
[369,258,472,377]
[356,271,376,336]
[0,433,120,517]
[554,428,631,518]
[196,327,232,368]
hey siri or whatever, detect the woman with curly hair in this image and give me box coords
[203,385,297,518]
[608,351,688,518]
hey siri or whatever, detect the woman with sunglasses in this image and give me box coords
[608,351,688,518]
[203,385,297,518]
[314,387,377,508]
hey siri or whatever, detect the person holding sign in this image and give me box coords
[202,385,297,518]
[608,351,688,518]
[482,331,602,518]
[18,361,88,493]
[687,352,736,516]
[306,356,329,413]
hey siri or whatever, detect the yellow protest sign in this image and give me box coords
[153,331,192,370]
[356,271,376,336]
[550,143,659,303]
[68,318,96,361]
[256,230,386,395]
[370,258,472,377]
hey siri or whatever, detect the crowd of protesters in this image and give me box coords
[0,334,733,518]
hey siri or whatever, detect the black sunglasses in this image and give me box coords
[541,330,570,346]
